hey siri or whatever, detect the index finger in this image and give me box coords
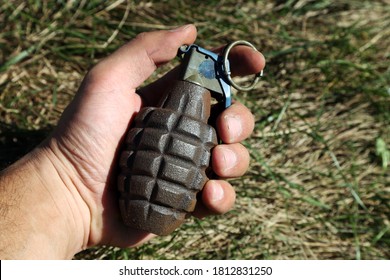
[213,44,265,77]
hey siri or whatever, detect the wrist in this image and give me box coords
[0,143,89,259]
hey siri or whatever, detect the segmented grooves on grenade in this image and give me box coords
[118,81,217,235]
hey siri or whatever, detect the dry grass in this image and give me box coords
[1,0,389,259]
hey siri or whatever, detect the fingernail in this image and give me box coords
[223,147,237,171]
[225,115,242,142]
[169,24,193,32]
[211,181,224,202]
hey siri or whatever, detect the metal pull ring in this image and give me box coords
[223,40,264,92]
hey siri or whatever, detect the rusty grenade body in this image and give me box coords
[118,80,218,235]
[118,44,236,235]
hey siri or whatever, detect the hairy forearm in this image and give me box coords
[0,147,86,259]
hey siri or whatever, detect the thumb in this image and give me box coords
[55,24,197,143]
[87,24,197,94]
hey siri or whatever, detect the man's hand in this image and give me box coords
[0,24,265,259]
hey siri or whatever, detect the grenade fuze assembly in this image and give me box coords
[118,41,263,235]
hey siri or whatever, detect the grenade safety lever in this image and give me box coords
[177,44,232,108]
[118,41,262,235]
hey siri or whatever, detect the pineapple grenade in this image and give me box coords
[118,41,261,235]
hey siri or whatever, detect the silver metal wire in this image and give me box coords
[223,40,263,91]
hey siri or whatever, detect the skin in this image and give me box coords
[0,24,265,259]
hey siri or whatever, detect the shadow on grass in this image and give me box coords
[0,122,53,170]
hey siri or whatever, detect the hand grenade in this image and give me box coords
[118,41,262,235]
